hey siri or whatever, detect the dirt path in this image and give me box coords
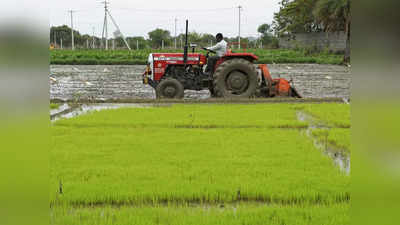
[50,64,351,102]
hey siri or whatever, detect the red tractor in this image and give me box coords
[143,20,301,99]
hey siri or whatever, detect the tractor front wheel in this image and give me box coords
[156,78,184,99]
[213,58,258,98]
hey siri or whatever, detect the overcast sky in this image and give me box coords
[49,0,281,38]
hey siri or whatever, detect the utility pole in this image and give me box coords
[174,18,178,49]
[238,6,242,49]
[162,40,164,49]
[54,31,57,48]
[69,10,75,50]
[60,39,63,49]
[101,1,130,50]
[87,39,89,49]
[107,10,131,50]
[101,1,109,50]
[92,27,96,49]
[112,39,115,50]
[136,39,139,50]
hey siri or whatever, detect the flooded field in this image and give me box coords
[50,64,351,102]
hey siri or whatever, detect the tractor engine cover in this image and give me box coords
[149,53,207,81]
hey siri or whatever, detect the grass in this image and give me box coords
[298,103,351,128]
[54,104,308,129]
[51,127,348,205]
[51,103,350,224]
[311,128,351,153]
[50,103,60,110]
[51,204,349,225]
[293,103,351,153]
[50,49,344,65]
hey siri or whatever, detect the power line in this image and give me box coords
[58,5,259,42]
[112,7,235,13]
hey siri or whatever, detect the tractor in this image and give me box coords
[143,20,301,99]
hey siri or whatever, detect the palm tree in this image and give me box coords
[313,0,351,63]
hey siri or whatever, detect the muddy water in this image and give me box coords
[50,64,351,101]
[297,111,350,174]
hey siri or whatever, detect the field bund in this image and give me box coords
[50,64,351,102]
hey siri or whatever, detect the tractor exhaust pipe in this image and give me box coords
[183,20,189,65]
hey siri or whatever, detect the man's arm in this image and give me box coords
[208,42,222,51]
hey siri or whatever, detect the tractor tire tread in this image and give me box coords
[155,78,185,99]
[213,58,258,98]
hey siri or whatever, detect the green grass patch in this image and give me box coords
[51,127,349,205]
[55,104,308,129]
[51,204,349,225]
[51,103,350,223]
[51,103,60,110]
[299,103,351,128]
[311,128,351,152]
[51,104,349,205]
[50,49,343,65]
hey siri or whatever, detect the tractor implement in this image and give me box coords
[142,20,301,99]
[257,64,302,98]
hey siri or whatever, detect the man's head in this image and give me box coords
[216,33,223,42]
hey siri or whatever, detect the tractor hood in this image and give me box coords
[151,53,203,61]
[147,53,207,81]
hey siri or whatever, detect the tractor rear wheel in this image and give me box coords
[156,78,184,99]
[213,58,258,98]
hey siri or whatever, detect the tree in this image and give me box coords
[201,34,216,46]
[258,24,272,35]
[176,33,217,48]
[126,36,148,49]
[148,29,172,48]
[273,0,350,35]
[187,31,202,45]
[257,24,279,48]
[273,0,322,36]
[273,0,351,62]
[50,25,79,48]
[50,25,98,49]
[313,0,351,62]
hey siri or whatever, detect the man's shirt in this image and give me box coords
[208,40,228,57]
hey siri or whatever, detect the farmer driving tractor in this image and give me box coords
[205,33,227,75]
[142,20,302,99]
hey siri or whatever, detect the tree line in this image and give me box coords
[50,24,278,50]
[273,0,350,61]
[50,0,350,61]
